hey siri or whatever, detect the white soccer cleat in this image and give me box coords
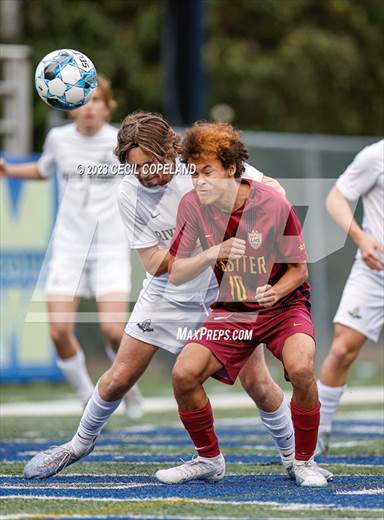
[23,439,95,480]
[293,457,328,487]
[155,454,225,484]
[281,452,333,482]
[123,384,144,420]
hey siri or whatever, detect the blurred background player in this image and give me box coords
[0,75,143,418]
[23,111,306,481]
[317,140,384,453]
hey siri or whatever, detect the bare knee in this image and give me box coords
[49,322,73,348]
[99,366,135,401]
[172,363,200,396]
[286,362,315,390]
[329,326,363,368]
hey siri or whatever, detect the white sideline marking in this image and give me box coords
[1,387,383,417]
[336,489,384,495]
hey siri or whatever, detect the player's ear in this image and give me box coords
[228,163,236,177]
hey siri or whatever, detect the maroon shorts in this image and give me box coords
[193,305,315,385]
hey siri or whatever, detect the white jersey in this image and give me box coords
[118,161,263,303]
[38,123,127,259]
[336,140,384,259]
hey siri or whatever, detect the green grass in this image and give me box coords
[1,402,383,519]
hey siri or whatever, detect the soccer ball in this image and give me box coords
[35,49,97,111]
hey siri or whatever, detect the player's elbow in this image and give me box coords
[325,186,341,216]
[168,258,183,286]
[298,263,308,282]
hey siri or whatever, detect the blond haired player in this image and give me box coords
[317,140,384,453]
[0,75,142,417]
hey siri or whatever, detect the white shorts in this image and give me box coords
[45,253,131,299]
[334,258,384,342]
[125,287,218,355]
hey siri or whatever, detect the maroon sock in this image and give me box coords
[179,400,220,458]
[291,400,320,461]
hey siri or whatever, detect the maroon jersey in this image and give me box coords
[169,179,310,313]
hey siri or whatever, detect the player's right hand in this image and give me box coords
[357,233,384,271]
[0,158,8,177]
[207,238,246,262]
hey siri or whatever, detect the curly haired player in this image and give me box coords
[156,122,329,487]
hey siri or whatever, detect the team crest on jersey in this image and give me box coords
[248,230,262,250]
[137,319,154,332]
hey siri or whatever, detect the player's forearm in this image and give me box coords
[6,163,43,180]
[143,249,171,277]
[273,263,308,300]
[326,186,364,246]
[168,251,211,286]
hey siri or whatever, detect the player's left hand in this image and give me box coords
[255,284,280,307]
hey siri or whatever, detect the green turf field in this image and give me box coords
[1,397,383,520]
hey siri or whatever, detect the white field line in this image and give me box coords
[0,495,383,513]
[336,489,384,495]
[1,387,383,417]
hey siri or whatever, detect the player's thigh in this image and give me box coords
[110,332,158,380]
[239,344,267,377]
[173,342,223,385]
[96,295,128,339]
[47,297,81,337]
[332,323,366,356]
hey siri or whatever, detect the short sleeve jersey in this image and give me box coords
[37,123,127,258]
[336,140,384,256]
[170,179,310,313]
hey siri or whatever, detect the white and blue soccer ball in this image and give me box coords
[35,49,97,110]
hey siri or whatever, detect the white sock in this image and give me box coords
[259,399,294,458]
[105,344,116,363]
[56,350,94,404]
[318,380,346,433]
[71,383,121,454]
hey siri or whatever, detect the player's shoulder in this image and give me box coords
[242,162,264,182]
[354,139,383,168]
[250,179,286,203]
[46,122,75,141]
[101,123,119,138]
[118,173,137,202]
[248,180,291,218]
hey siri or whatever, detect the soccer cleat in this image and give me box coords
[123,384,144,420]
[23,439,95,479]
[281,452,333,481]
[317,431,330,455]
[155,454,225,484]
[293,457,328,487]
